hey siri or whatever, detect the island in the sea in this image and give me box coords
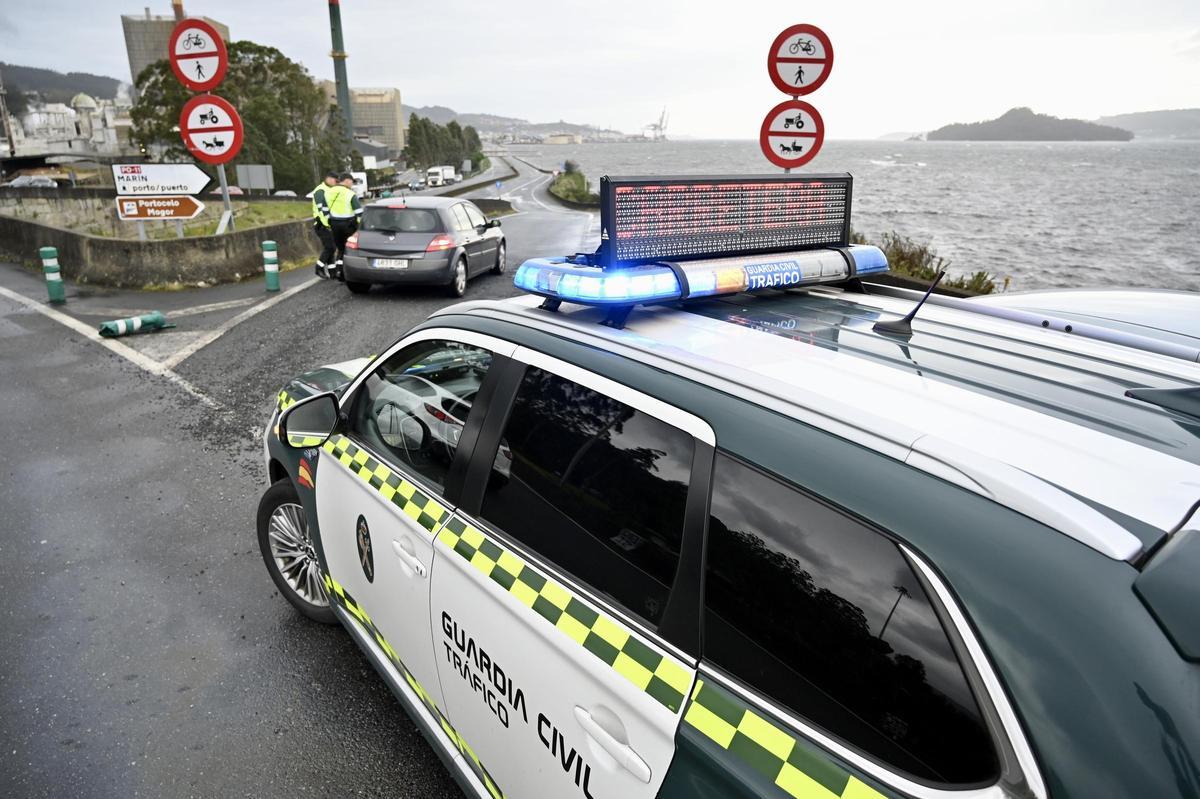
[927,107,1134,141]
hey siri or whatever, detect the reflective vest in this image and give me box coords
[327,185,363,221]
[311,183,332,226]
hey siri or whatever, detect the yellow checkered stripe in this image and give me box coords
[684,679,892,799]
[287,433,326,448]
[436,517,694,713]
[323,574,506,799]
[277,389,297,413]
[321,435,448,534]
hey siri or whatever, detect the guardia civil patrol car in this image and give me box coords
[257,174,1200,799]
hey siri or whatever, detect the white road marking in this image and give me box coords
[162,276,320,369]
[0,285,218,408]
[81,295,260,321]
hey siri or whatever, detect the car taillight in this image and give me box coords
[425,403,462,425]
[347,233,359,249]
[426,235,455,252]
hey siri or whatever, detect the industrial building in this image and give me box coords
[121,3,230,88]
[319,82,405,155]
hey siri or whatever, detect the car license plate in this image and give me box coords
[373,258,408,269]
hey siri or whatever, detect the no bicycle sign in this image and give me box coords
[168,18,228,92]
[767,24,834,96]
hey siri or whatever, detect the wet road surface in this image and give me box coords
[0,157,596,798]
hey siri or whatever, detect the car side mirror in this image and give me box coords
[487,219,501,228]
[279,392,340,449]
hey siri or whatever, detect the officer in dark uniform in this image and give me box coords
[311,170,339,279]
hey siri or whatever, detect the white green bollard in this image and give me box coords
[39,246,66,304]
[263,240,279,292]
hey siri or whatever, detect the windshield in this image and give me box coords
[362,207,442,233]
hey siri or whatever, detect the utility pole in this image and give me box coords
[327,0,354,147]
[0,66,17,160]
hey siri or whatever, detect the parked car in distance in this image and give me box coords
[2,175,57,188]
[341,197,505,297]
[209,186,245,195]
[274,190,298,197]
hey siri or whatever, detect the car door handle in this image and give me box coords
[391,539,426,578]
[573,706,651,783]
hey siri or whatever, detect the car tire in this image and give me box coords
[256,479,337,625]
[449,257,468,298]
[491,241,507,275]
[346,281,371,294]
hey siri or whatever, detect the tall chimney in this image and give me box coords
[172,0,185,20]
[328,0,354,144]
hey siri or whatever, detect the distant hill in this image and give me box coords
[405,104,622,137]
[0,63,123,105]
[1096,109,1200,140]
[928,107,1133,142]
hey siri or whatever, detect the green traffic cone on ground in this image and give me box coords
[98,311,176,338]
[39,246,66,304]
[263,240,280,292]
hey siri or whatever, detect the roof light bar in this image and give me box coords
[514,244,887,307]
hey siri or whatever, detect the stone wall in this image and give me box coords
[0,187,318,287]
[0,213,318,288]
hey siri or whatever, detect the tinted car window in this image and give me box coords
[362,207,442,233]
[463,204,487,228]
[704,454,998,784]
[349,340,492,492]
[450,205,472,232]
[480,367,693,626]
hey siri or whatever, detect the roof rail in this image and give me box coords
[866,285,1200,364]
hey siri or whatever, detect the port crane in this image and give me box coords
[643,108,668,142]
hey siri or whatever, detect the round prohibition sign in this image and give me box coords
[168,18,228,92]
[768,23,834,96]
[179,94,243,165]
[760,100,825,169]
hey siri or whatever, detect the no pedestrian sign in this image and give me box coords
[179,95,244,165]
[116,195,206,221]
[759,100,824,169]
[767,24,833,96]
[168,18,228,92]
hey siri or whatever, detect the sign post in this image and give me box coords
[762,24,834,172]
[115,195,206,222]
[169,18,241,233]
[112,163,211,196]
[759,100,824,169]
[179,93,243,232]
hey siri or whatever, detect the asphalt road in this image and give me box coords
[0,156,597,798]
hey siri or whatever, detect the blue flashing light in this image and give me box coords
[513,259,681,305]
[851,245,888,275]
[512,245,889,308]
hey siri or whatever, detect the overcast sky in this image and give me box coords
[2,0,1198,139]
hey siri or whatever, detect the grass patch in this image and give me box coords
[853,229,997,294]
[549,161,599,206]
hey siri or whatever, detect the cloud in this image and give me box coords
[1179,30,1200,58]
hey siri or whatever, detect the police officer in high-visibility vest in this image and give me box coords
[327,172,363,280]
[310,170,339,279]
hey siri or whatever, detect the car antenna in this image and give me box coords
[873,270,945,338]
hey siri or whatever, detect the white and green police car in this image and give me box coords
[257,175,1200,799]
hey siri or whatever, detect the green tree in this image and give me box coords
[130,41,349,192]
[402,116,484,171]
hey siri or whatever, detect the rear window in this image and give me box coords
[362,207,442,233]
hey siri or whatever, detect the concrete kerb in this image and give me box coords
[438,157,520,197]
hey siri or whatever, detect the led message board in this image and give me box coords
[596,174,853,269]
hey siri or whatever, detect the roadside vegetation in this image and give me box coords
[853,230,997,294]
[404,116,486,173]
[84,200,309,240]
[549,161,600,205]
[130,42,350,194]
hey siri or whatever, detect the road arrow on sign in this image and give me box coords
[115,195,206,221]
[112,163,211,196]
